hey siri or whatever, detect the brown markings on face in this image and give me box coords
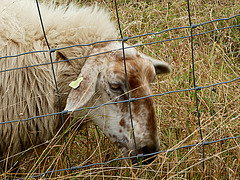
[142,97,158,140]
[110,54,155,90]
[110,50,158,139]
[112,134,117,140]
[119,118,126,127]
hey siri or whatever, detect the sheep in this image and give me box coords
[0,0,171,166]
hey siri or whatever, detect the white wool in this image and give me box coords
[0,0,117,160]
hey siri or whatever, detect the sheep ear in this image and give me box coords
[139,53,171,74]
[149,58,171,74]
[64,60,99,112]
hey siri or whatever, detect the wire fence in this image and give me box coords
[0,0,239,179]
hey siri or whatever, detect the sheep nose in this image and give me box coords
[137,145,159,164]
[142,145,157,154]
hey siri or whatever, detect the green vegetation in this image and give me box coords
[2,0,239,179]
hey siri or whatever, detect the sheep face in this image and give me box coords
[65,42,171,163]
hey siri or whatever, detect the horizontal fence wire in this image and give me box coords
[0,0,239,179]
[17,135,240,179]
[0,77,239,125]
[0,24,239,73]
[0,15,239,72]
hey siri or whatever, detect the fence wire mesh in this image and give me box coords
[0,0,239,179]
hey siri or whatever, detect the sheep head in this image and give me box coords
[64,42,171,164]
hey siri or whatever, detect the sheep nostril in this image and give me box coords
[142,146,149,154]
[138,145,158,164]
[141,145,158,155]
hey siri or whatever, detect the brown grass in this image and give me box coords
[1,0,239,179]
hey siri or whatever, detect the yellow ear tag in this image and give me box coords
[69,77,83,89]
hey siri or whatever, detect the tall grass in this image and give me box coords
[2,0,239,179]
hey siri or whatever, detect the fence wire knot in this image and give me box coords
[195,86,202,90]
[122,36,129,42]
[61,110,69,114]
[202,141,210,145]
[137,153,144,159]
[129,98,136,102]
[49,47,56,53]
[191,24,198,28]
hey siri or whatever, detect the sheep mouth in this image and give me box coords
[120,147,158,165]
[131,153,157,165]
[121,153,157,166]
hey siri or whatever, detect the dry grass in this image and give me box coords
[1,0,239,179]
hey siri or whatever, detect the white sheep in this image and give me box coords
[0,0,171,166]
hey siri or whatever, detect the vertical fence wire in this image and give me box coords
[113,0,140,163]
[187,0,205,175]
[35,0,72,172]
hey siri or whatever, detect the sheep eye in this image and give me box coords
[109,82,123,92]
